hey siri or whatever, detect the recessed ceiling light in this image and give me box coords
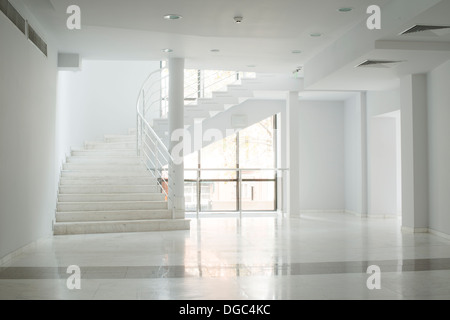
[234,16,243,24]
[292,50,302,54]
[310,33,322,37]
[338,7,353,13]
[210,49,220,53]
[162,48,173,53]
[164,14,182,20]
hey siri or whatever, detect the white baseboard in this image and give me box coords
[344,210,366,218]
[401,226,429,234]
[0,237,49,267]
[344,210,401,219]
[428,228,450,240]
[300,210,345,214]
[289,210,344,218]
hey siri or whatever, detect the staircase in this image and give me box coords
[151,73,301,148]
[53,130,190,235]
[53,71,299,236]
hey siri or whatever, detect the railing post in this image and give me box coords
[239,169,243,219]
[136,114,140,157]
[196,167,200,218]
[142,91,146,124]
[154,137,159,184]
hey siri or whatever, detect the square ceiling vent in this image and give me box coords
[400,24,450,37]
[355,60,403,69]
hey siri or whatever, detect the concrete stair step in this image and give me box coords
[71,149,137,157]
[84,142,137,150]
[60,176,157,186]
[226,85,254,97]
[54,219,191,235]
[61,171,151,178]
[184,109,210,118]
[62,163,146,172]
[104,135,137,143]
[56,209,172,222]
[58,193,165,203]
[57,201,168,212]
[59,185,160,194]
[202,96,239,104]
[66,156,142,164]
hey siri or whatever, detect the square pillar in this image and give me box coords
[286,92,301,217]
[400,74,429,232]
[168,58,185,219]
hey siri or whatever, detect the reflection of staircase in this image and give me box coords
[54,131,190,235]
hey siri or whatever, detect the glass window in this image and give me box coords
[183,113,278,212]
[184,151,198,180]
[241,181,276,211]
[200,133,237,180]
[184,182,197,212]
[200,181,237,212]
[239,116,275,168]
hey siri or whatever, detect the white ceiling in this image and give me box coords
[22,0,389,72]
[19,0,450,94]
[302,0,450,92]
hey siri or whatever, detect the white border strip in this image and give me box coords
[429,228,450,241]
[0,237,49,267]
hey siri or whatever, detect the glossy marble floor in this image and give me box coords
[1,212,450,300]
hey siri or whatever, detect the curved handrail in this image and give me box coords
[135,67,174,207]
[135,67,171,155]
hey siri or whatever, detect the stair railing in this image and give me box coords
[136,67,174,210]
[135,67,256,212]
[184,70,256,105]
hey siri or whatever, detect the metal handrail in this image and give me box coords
[179,167,287,217]
[184,70,241,104]
[136,67,174,208]
[184,168,288,172]
[135,67,260,214]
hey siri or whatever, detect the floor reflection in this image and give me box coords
[2,212,450,299]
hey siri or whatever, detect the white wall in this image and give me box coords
[366,88,401,217]
[56,59,160,163]
[298,101,345,211]
[369,116,398,216]
[0,11,57,260]
[366,89,401,117]
[427,60,450,235]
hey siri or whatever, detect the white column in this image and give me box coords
[286,92,301,217]
[168,58,185,219]
[400,74,429,232]
[360,92,368,216]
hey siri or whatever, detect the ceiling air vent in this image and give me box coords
[28,24,48,57]
[355,60,403,69]
[2,1,26,35]
[400,24,450,36]
[0,0,7,16]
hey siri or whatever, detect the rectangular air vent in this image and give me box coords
[355,60,403,69]
[6,1,26,34]
[0,0,7,16]
[28,24,48,57]
[400,24,450,36]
